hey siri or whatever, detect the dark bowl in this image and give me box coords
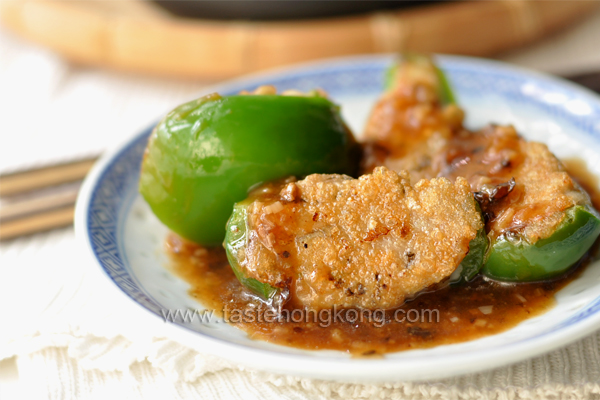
[150,0,444,21]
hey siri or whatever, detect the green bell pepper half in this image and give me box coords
[140,93,361,246]
[482,205,600,282]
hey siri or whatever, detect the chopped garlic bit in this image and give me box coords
[474,319,487,327]
[264,201,284,214]
[241,85,277,95]
[282,88,329,98]
[515,294,527,303]
[239,86,329,98]
[266,232,276,248]
[449,316,459,323]
[478,305,493,315]
[281,89,306,97]
[311,88,329,98]
[280,182,298,202]
[331,328,343,342]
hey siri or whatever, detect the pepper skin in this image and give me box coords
[482,205,600,282]
[140,93,361,246]
[224,199,282,302]
[452,225,488,283]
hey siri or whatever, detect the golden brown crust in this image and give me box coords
[240,167,482,310]
[433,125,590,241]
[483,131,587,241]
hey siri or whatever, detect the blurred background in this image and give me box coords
[1,0,600,238]
[2,1,599,238]
[1,0,600,396]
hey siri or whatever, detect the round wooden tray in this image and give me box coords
[1,0,598,79]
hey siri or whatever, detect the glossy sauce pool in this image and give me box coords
[164,160,599,356]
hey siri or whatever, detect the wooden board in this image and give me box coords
[1,0,598,79]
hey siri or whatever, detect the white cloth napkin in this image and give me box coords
[3,10,600,399]
[2,229,600,400]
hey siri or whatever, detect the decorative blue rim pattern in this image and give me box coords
[77,55,600,380]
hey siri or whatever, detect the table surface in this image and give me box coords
[1,9,600,399]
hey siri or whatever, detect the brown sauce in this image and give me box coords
[164,159,598,356]
[166,242,589,357]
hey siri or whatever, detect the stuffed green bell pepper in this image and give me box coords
[364,54,600,283]
[454,126,600,283]
[140,90,361,246]
[225,167,486,308]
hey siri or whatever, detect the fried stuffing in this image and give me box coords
[238,167,483,310]
[438,125,589,242]
[361,58,464,182]
[362,64,590,243]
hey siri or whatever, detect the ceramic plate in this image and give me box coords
[75,55,600,382]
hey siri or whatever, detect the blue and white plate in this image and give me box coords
[75,55,600,382]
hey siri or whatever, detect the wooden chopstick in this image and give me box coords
[0,158,94,240]
[0,158,97,197]
[0,206,75,240]
[0,187,80,221]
